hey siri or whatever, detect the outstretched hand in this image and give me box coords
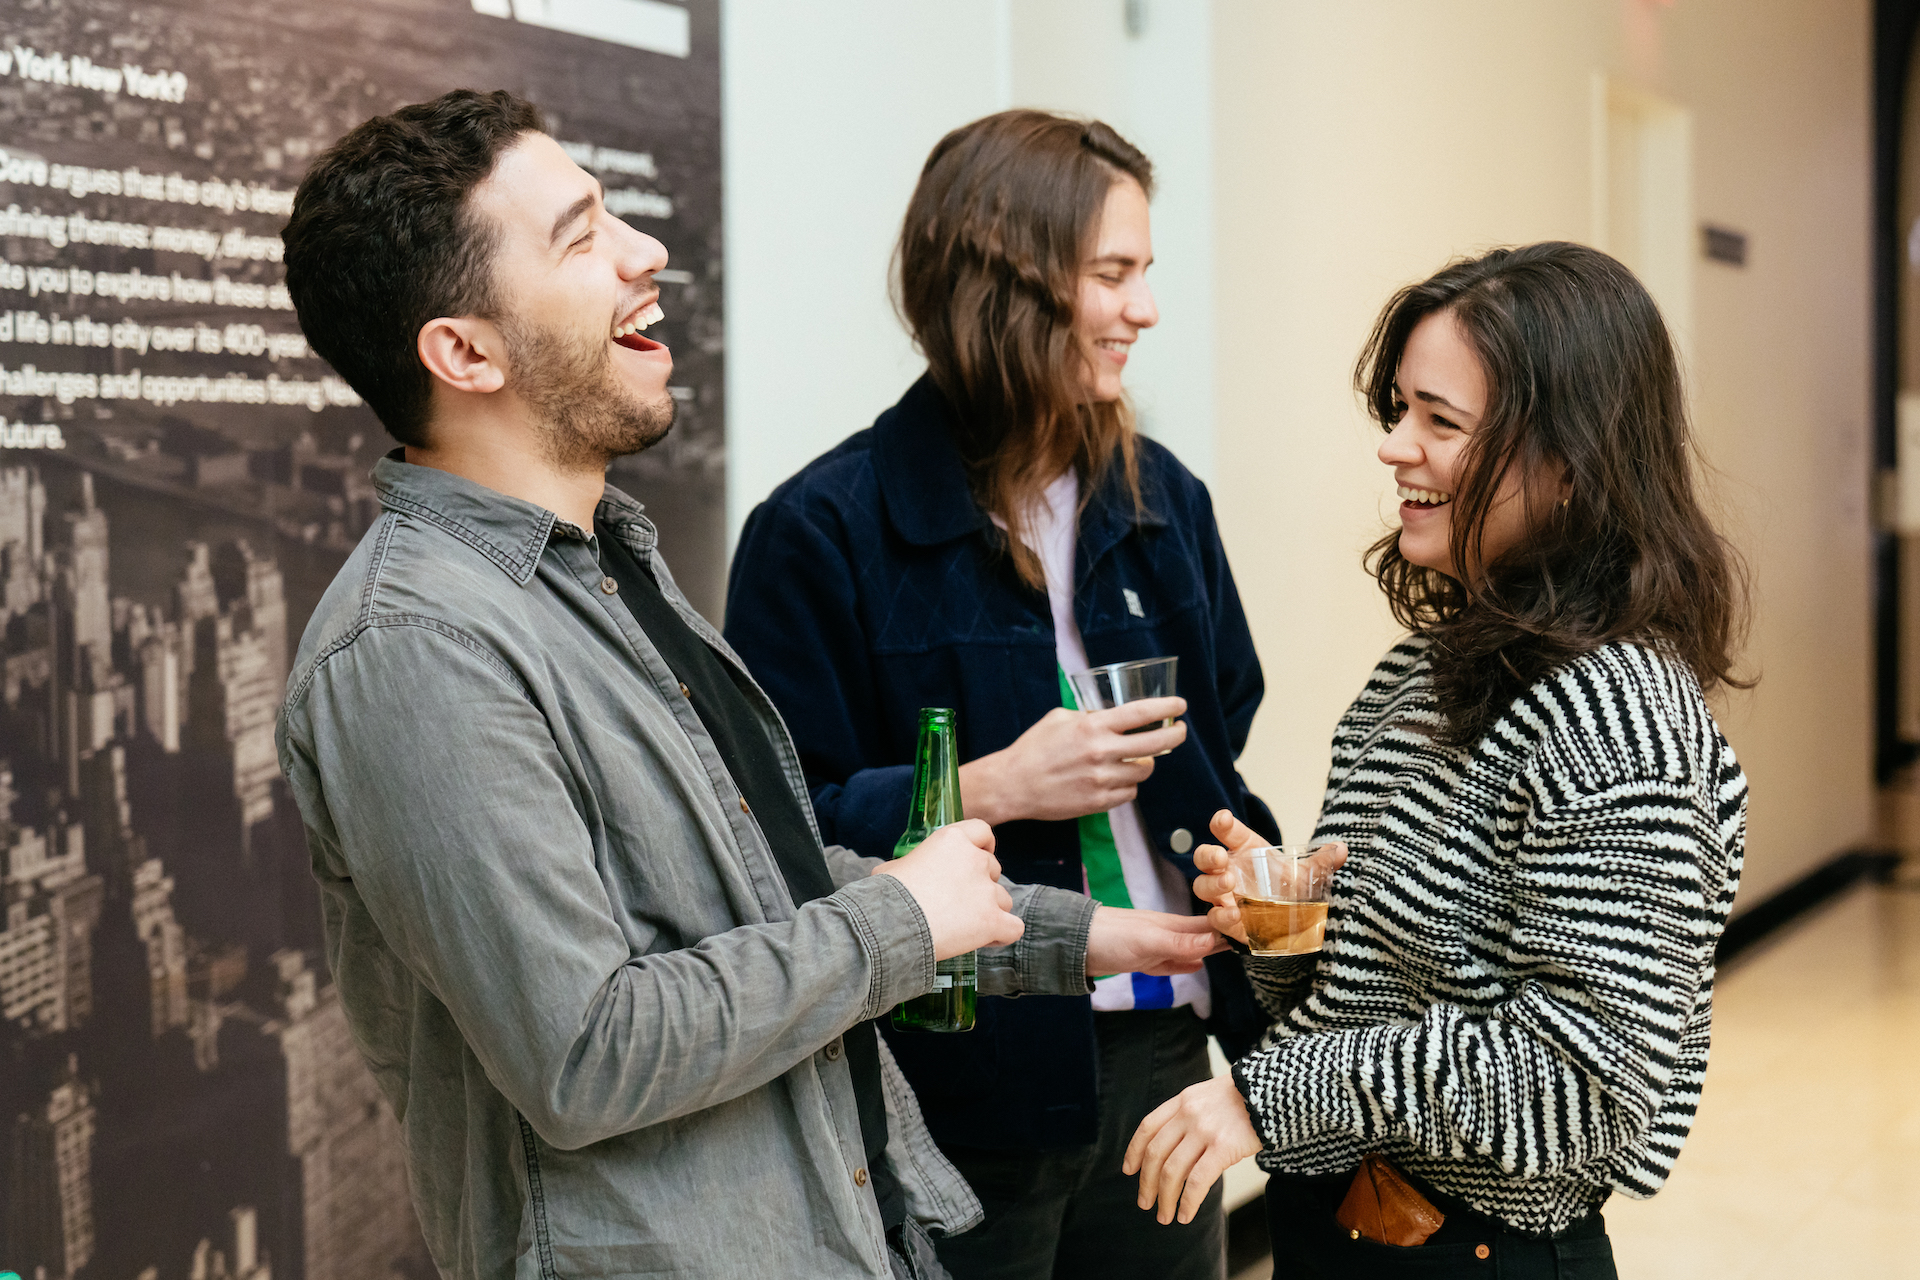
[1124,1074,1263,1225]
[1085,906,1226,978]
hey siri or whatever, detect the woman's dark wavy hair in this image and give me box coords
[1358,242,1750,746]
[895,109,1151,590]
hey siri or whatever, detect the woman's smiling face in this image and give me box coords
[1378,309,1561,580]
[1072,176,1158,403]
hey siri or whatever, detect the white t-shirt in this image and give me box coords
[1009,472,1210,1017]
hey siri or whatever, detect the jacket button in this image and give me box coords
[1170,828,1194,854]
[854,1167,868,1187]
[739,797,751,815]
[599,576,619,594]
[824,1039,842,1061]
[679,683,690,698]
[1475,1244,1490,1260]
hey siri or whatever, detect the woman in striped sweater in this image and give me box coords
[1124,242,1748,1278]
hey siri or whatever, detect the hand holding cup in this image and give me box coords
[957,697,1186,826]
[1194,809,1347,954]
[1068,656,1181,760]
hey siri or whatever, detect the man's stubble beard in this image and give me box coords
[501,313,675,471]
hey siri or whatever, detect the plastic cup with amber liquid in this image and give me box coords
[1229,843,1343,956]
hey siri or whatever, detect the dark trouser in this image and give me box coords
[933,1006,1225,1280]
[1266,1170,1617,1280]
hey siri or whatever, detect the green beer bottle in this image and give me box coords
[890,707,977,1032]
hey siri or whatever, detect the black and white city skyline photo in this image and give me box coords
[0,2,723,1275]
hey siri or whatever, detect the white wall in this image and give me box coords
[722,0,1219,549]
[1009,1,1218,482]
[720,2,1008,547]
[1674,0,1875,900]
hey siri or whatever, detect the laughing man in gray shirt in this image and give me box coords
[273,90,1224,1280]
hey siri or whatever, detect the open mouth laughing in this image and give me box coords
[1397,484,1452,510]
[612,301,666,352]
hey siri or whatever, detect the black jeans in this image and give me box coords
[933,1007,1225,1280]
[1267,1170,1617,1280]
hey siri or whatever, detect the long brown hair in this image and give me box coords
[895,109,1150,589]
[1356,242,1750,746]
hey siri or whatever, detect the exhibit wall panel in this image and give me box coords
[0,2,724,1274]
[1212,0,1872,903]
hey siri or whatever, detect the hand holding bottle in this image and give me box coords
[875,819,1024,960]
[958,697,1188,825]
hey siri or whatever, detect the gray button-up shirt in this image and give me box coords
[276,457,1096,1279]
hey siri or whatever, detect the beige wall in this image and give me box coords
[1212,0,1873,903]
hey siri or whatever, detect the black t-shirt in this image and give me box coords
[595,524,903,1228]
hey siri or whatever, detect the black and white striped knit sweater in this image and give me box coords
[1231,637,1746,1237]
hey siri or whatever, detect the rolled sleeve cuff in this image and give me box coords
[979,883,1095,997]
[835,872,937,1020]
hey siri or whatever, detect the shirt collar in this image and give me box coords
[871,375,1168,554]
[371,451,654,585]
[594,483,659,557]
[872,375,989,546]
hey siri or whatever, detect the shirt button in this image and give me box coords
[1170,828,1194,854]
[853,1167,868,1188]
[679,683,690,698]
[1475,1244,1490,1260]
[739,797,751,815]
[824,1039,842,1061]
[599,576,619,594]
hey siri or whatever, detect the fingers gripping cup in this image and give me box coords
[1230,844,1340,956]
[1067,656,1178,758]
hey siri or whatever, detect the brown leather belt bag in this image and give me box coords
[1334,1154,1446,1247]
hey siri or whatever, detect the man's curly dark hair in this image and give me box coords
[282,89,544,446]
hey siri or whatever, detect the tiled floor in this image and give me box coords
[1228,870,1920,1279]
[1607,873,1920,1278]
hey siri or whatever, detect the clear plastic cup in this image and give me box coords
[1067,656,1178,758]
[1229,843,1342,956]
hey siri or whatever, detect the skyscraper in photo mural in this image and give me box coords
[0,0,725,1274]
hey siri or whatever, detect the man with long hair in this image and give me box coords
[275,90,1221,1279]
